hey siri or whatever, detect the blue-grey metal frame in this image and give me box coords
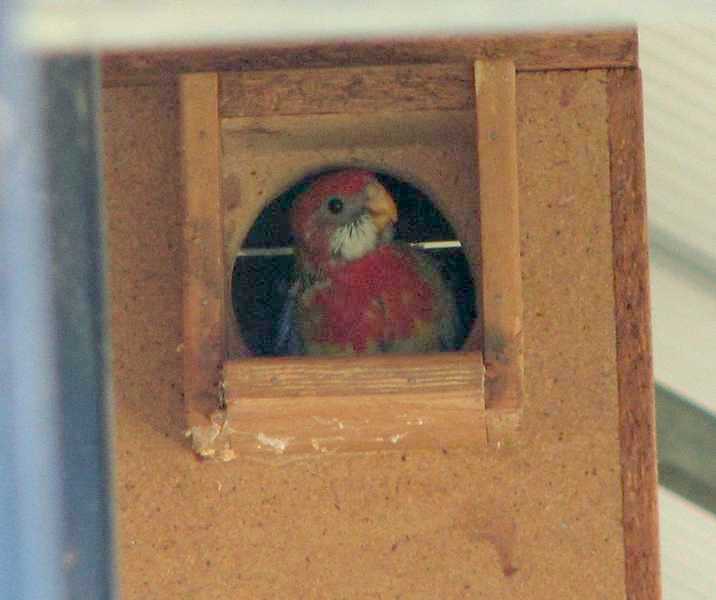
[0,2,115,598]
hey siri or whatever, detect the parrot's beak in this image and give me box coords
[365,182,398,232]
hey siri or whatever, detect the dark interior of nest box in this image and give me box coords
[231,168,479,357]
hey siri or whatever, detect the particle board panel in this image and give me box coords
[103,82,186,443]
[105,68,629,599]
[220,63,475,118]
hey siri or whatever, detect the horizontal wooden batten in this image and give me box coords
[101,30,637,87]
[220,64,474,118]
[223,352,486,454]
[222,109,475,152]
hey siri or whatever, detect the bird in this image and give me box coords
[276,169,458,356]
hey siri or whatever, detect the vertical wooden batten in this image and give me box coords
[179,73,233,460]
[474,60,525,440]
[608,67,661,600]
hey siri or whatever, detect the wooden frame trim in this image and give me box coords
[475,60,524,424]
[102,30,637,87]
[179,73,232,458]
[219,63,475,118]
[181,59,526,456]
[608,67,661,600]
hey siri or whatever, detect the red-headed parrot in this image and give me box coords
[278,169,458,356]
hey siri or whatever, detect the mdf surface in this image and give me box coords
[105,70,628,598]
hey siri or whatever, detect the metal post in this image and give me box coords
[0,1,69,597]
[43,55,116,600]
[0,2,115,598]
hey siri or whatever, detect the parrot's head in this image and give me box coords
[290,170,398,270]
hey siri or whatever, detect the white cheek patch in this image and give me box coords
[330,214,379,261]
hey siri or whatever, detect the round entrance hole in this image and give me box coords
[232,169,477,356]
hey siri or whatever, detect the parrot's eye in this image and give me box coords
[327,197,344,214]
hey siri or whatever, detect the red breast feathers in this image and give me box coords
[290,169,456,355]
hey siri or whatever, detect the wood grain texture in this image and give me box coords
[102,30,637,86]
[180,73,225,429]
[223,352,486,454]
[222,109,476,152]
[475,60,524,414]
[608,68,661,600]
[220,64,474,117]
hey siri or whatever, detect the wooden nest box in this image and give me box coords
[103,31,649,466]
[103,28,659,600]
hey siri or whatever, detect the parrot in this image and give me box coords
[276,169,458,356]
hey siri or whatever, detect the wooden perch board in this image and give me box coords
[223,352,486,454]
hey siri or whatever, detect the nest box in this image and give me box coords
[104,29,659,600]
[103,32,639,464]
